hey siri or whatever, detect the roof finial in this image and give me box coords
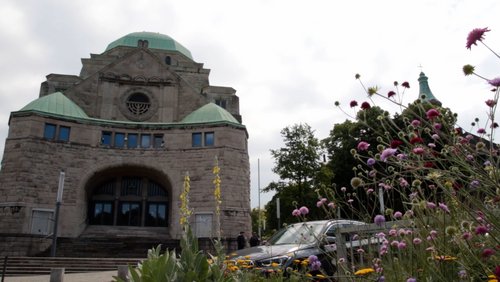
[418,64,424,72]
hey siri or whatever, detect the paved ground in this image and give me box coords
[3,271,119,282]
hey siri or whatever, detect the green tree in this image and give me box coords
[264,123,323,230]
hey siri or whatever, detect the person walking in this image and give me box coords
[237,231,246,250]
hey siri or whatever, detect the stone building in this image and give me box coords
[0,32,251,256]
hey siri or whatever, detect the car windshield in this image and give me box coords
[267,222,326,245]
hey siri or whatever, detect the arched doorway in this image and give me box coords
[86,167,170,228]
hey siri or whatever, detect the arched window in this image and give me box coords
[88,177,168,227]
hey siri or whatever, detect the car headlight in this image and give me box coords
[256,255,292,267]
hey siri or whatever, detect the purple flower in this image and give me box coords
[475,225,488,235]
[367,158,376,166]
[327,202,335,209]
[407,278,416,282]
[292,209,300,217]
[411,119,421,127]
[357,141,370,151]
[413,238,422,245]
[470,180,480,189]
[401,81,410,88]
[427,202,436,209]
[481,248,496,259]
[361,102,371,110]
[489,77,500,87]
[387,91,396,98]
[397,241,407,249]
[486,99,497,107]
[438,202,450,213]
[374,214,385,226]
[380,148,397,162]
[299,206,309,215]
[350,100,358,108]
[466,27,490,49]
[308,255,321,270]
[426,108,440,120]
[477,128,486,134]
[394,211,403,219]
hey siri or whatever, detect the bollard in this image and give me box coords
[50,268,65,282]
[117,265,129,281]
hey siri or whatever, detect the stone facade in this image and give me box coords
[0,32,251,256]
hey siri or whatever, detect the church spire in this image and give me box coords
[418,72,442,106]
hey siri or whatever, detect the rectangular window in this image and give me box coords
[101,131,112,146]
[117,202,141,226]
[44,123,57,140]
[146,203,167,227]
[192,132,202,147]
[114,133,125,148]
[205,132,214,146]
[215,99,227,109]
[153,135,164,148]
[141,134,151,148]
[58,126,70,142]
[127,133,138,148]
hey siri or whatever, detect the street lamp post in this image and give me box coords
[51,170,65,257]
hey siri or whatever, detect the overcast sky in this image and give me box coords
[1,0,499,209]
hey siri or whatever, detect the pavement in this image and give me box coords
[2,271,119,282]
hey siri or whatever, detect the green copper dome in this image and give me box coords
[19,92,89,119]
[418,72,442,106]
[105,32,193,59]
[181,103,240,125]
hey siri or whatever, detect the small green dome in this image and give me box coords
[105,32,193,59]
[19,92,89,119]
[182,103,240,125]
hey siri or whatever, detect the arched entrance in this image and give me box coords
[86,166,170,228]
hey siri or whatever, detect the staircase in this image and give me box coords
[1,256,141,277]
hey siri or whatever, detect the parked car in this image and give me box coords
[226,219,367,275]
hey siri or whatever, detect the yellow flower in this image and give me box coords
[354,268,375,276]
[487,274,498,282]
[434,255,457,261]
[316,274,326,279]
[293,259,301,264]
[271,262,280,268]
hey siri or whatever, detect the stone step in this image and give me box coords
[1,257,141,277]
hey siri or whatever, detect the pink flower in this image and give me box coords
[426,108,440,120]
[327,202,335,209]
[427,202,436,209]
[477,128,486,134]
[401,81,410,88]
[412,238,422,245]
[475,225,489,235]
[489,77,500,87]
[411,119,421,127]
[438,202,450,213]
[299,206,309,215]
[466,27,490,49]
[486,99,497,107]
[413,147,425,155]
[357,141,370,151]
[394,211,403,219]
[380,148,397,162]
[397,241,407,249]
[374,214,386,226]
[481,248,496,259]
[292,209,300,217]
[350,100,358,108]
[462,232,472,240]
